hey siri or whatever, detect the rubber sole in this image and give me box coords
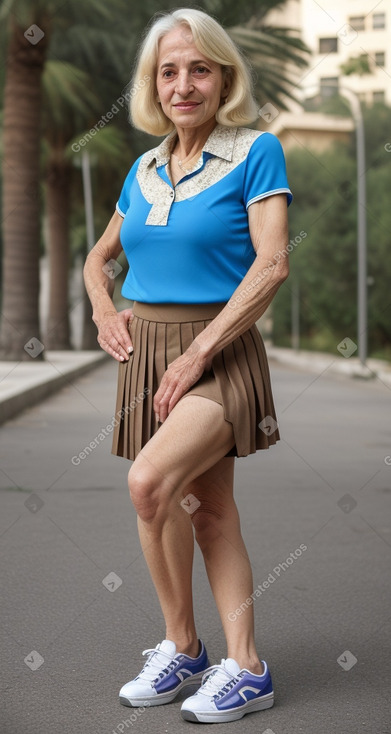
[181,692,274,723]
[119,672,205,707]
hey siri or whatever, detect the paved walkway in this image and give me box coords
[0,357,390,733]
[1,343,390,426]
[267,345,391,386]
[0,351,107,424]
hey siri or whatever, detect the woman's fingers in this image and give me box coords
[116,310,134,355]
[97,310,134,362]
[154,343,207,422]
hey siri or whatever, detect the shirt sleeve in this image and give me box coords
[243,132,292,209]
[116,155,143,218]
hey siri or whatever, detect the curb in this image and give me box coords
[1,345,390,427]
[266,346,391,386]
[0,351,109,426]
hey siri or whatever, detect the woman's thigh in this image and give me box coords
[130,395,235,495]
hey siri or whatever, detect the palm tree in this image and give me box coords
[40,13,133,349]
[0,11,48,360]
[0,0,112,360]
[42,62,100,349]
[0,0,308,360]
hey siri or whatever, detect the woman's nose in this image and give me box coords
[175,71,194,96]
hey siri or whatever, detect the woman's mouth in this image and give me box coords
[173,102,201,111]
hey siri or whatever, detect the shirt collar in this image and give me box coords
[145,123,238,168]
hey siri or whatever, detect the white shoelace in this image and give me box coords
[137,646,177,683]
[197,662,238,698]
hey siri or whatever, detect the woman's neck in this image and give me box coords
[172,118,217,161]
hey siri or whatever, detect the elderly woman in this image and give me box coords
[84,7,292,724]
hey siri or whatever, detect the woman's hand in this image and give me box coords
[153,341,211,423]
[95,308,134,362]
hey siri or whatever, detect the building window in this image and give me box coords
[319,37,338,53]
[373,13,386,30]
[373,90,385,104]
[320,77,339,98]
[375,52,385,67]
[348,16,365,31]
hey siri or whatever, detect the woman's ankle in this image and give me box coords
[183,639,201,658]
[228,652,264,675]
[167,635,200,658]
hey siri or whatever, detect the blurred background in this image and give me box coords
[0,0,390,362]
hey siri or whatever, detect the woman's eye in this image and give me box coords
[194,66,208,74]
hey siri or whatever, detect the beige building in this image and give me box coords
[265,0,390,109]
[267,111,354,151]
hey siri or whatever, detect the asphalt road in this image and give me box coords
[1,357,390,734]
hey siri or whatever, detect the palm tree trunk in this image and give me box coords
[0,21,48,360]
[45,158,72,349]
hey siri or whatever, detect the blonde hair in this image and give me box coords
[128,8,259,136]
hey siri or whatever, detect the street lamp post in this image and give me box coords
[339,87,367,366]
[80,151,99,349]
[303,84,367,365]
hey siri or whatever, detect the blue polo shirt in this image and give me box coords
[116,125,292,304]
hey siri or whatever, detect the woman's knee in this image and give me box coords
[127,463,163,523]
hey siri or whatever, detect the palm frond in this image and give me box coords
[0,0,117,31]
[229,25,309,67]
[50,24,131,81]
[66,124,130,164]
[42,61,99,126]
[228,24,310,108]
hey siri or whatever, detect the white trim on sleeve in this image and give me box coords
[116,201,126,218]
[246,188,292,209]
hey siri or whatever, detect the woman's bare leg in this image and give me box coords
[186,459,263,674]
[128,395,235,658]
[128,394,263,672]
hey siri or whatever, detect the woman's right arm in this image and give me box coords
[83,211,133,362]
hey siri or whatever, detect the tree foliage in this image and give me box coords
[0,0,310,357]
[273,104,391,358]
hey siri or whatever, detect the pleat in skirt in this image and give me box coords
[111,301,280,461]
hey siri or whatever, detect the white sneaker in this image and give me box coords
[181,657,274,723]
[119,639,210,707]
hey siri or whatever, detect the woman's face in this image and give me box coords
[156,25,229,131]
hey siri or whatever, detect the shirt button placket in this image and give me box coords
[168,188,175,217]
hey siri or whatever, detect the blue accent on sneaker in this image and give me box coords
[119,639,210,707]
[181,657,274,723]
[214,666,273,711]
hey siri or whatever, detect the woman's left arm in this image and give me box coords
[154,193,289,422]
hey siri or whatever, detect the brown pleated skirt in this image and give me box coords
[111,301,280,461]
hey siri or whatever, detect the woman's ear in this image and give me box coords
[221,67,232,101]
